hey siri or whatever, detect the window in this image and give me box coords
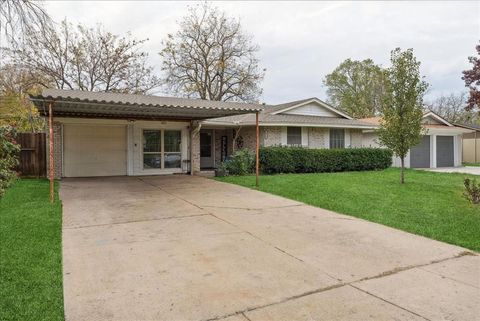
[329,128,345,149]
[200,132,212,157]
[287,127,302,145]
[164,130,181,168]
[143,130,161,169]
[143,130,182,169]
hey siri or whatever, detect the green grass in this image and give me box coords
[463,162,480,167]
[216,168,480,252]
[0,179,63,321]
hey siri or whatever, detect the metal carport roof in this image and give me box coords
[29,89,263,120]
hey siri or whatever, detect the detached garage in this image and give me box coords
[362,112,473,169]
[407,112,471,168]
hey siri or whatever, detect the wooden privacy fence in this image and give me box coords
[463,137,480,163]
[17,133,46,177]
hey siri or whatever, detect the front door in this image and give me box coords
[200,130,214,169]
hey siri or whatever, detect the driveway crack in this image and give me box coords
[348,284,431,321]
[203,251,474,321]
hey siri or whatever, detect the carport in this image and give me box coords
[30,89,263,202]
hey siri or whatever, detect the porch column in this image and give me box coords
[189,121,201,175]
[255,112,259,187]
[48,102,54,203]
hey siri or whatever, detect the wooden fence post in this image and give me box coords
[49,102,54,203]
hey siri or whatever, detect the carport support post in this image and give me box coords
[255,112,259,187]
[190,121,193,175]
[48,102,54,203]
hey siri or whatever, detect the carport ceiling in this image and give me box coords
[30,89,263,120]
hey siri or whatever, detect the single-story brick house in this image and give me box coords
[200,97,377,169]
[30,89,471,179]
[361,112,472,168]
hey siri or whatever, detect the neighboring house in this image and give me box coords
[360,112,473,168]
[201,98,376,169]
[455,123,480,164]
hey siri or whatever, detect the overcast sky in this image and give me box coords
[44,1,479,104]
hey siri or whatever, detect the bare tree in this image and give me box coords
[426,92,479,125]
[0,0,52,46]
[160,3,265,102]
[4,20,161,94]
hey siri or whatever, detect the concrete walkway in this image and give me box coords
[423,166,480,175]
[61,176,480,321]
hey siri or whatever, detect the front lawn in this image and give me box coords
[216,168,480,252]
[464,162,480,167]
[0,179,63,321]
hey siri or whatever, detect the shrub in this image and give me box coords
[0,126,20,197]
[260,146,392,174]
[222,149,255,175]
[463,178,480,205]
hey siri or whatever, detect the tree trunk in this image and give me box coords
[400,157,405,184]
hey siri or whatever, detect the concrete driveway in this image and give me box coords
[61,176,480,321]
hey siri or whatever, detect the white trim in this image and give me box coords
[423,112,453,127]
[345,129,351,148]
[301,127,308,147]
[324,129,330,149]
[424,127,471,135]
[202,121,376,129]
[271,98,353,119]
[454,135,460,166]
[281,127,287,145]
[431,135,437,168]
[54,117,129,125]
[127,123,134,175]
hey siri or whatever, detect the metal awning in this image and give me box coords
[30,89,263,120]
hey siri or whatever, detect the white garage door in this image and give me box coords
[64,124,127,177]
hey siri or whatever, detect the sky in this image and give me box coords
[44,1,480,104]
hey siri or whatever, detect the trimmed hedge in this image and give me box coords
[259,146,392,174]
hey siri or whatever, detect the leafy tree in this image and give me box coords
[0,91,44,132]
[159,3,265,102]
[462,43,480,113]
[426,92,479,125]
[324,58,386,118]
[4,20,161,94]
[0,64,45,132]
[378,48,429,184]
[0,125,20,197]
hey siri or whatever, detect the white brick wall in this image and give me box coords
[308,128,328,148]
[45,121,62,179]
